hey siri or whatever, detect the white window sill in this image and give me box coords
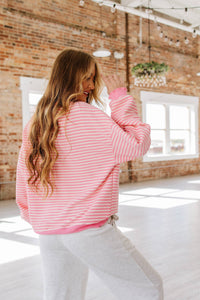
[143,153,199,162]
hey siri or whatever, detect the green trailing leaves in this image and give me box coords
[131,61,169,78]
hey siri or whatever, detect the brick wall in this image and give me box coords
[0,0,200,200]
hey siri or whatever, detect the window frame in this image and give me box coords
[20,76,48,129]
[141,91,199,162]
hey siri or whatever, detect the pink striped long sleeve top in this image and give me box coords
[16,88,151,234]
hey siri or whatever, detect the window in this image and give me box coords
[20,77,48,128]
[20,77,110,129]
[92,86,111,116]
[141,91,199,162]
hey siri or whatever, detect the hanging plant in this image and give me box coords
[131,61,169,78]
[131,0,170,87]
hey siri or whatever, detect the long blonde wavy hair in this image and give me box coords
[26,49,103,197]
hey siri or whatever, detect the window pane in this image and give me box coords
[93,86,110,115]
[146,104,165,129]
[29,93,43,116]
[148,130,165,155]
[170,105,189,129]
[170,130,190,154]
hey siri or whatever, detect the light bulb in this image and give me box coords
[79,0,84,7]
[169,39,173,46]
[114,51,124,59]
[159,31,163,38]
[111,4,116,13]
[176,40,180,47]
[185,7,188,16]
[184,37,189,44]
[145,8,153,14]
[157,24,161,31]
[164,36,168,42]
[192,30,197,38]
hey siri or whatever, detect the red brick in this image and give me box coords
[0,0,200,200]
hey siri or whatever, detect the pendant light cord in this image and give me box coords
[148,0,151,62]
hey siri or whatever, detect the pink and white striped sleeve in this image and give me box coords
[109,87,151,164]
[16,130,30,223]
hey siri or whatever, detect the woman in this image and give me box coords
[16,49,163,300]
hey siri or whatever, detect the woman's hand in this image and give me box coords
[102,74,125,95]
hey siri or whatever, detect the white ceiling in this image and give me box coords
[122,0,200,28]
[93,0,200,34]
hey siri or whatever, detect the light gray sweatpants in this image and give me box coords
[39,218,163,300]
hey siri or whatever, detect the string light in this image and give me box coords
[184,37,189,44]
[192,29,197,38]
[93,1,199,42]
[93,1,200,42]
[111,3,116,13]
[185,7,188,16]
[149,5,198,10]
[87,2,199,53]
[157,24,161,31]
[92,1,200,18]
[93,1,200,13]
[164,36,168,42]
[156,19,197,47]
[145,8,153,14]
[79,0,84,7]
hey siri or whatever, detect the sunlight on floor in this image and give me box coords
[120,197,198,209]
[119,194,144,203]
[117,226,134,233]
[121,187,179,196]
[0,216,39,265]
[119,184,200,209]
[0,239,39,264]
[16,229,39,238]
[187,180,200,184]
[168,190,200,200]
[0,216,32,233]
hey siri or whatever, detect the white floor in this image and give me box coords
[1,174,200,300]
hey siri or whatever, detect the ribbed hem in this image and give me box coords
[39,218,109,235]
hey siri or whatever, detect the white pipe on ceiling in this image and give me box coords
[92,0,200,35]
